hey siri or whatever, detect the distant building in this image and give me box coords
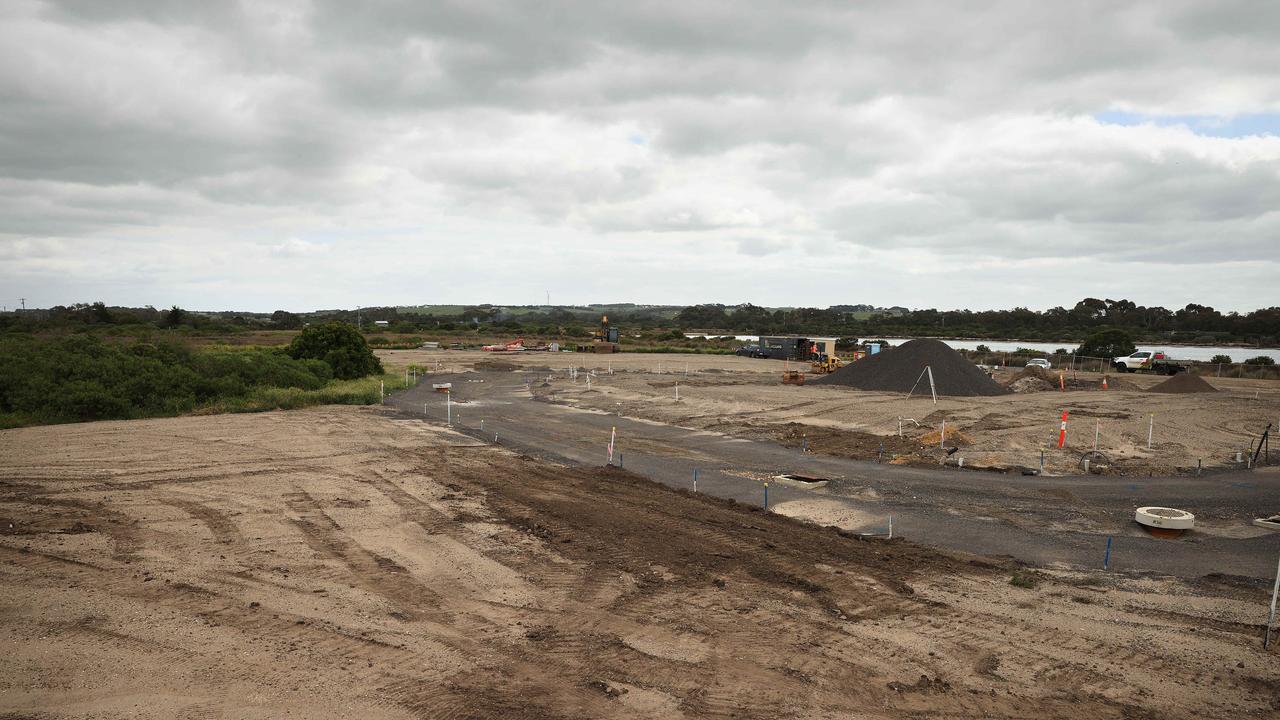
[374,320,390,327]
[758,336,840,360]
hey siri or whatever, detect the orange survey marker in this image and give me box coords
[1059,373,1065,391]
[1102,375,1109,390]
[1058,411,1069,448]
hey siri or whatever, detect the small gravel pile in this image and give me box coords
[814,339,1009,396]
[1148,373,1219,394]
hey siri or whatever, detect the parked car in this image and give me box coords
[735,344,767,358]
[1026,359,1052,369]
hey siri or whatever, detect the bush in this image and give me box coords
[1209,354,1233,364]
[1244,355,1276,365]
[286,322,383,379]
[1009,571,1041,589]
[1076,329,1136,359]
[975,344,992,353]
[0,334,358,427]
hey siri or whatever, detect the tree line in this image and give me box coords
[673,299,1280,346]
[4,298,1278,346]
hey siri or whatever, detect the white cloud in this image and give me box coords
[1,0,1278,312]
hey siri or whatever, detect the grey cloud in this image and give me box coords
[3,0,1279,310]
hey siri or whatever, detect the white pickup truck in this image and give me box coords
[1112,350,1187,375]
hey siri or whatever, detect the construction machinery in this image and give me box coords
[810,356,843,374]
[782,370,806,385]
[576,315,621,353]
[482,338,525,352]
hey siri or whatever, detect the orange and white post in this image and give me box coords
[1058,411,1069,448]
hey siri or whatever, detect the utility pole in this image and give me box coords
[19,298,25,311]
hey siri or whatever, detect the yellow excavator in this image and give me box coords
[811,356,843,374]
[576,315,621,353]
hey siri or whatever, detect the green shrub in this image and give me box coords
[287,322,383,379]
[1076,329,1136,358]
[1244,355,1275,365]
[0,334,375,427]
[1009,571,1041,589]
[1209,354,1233,364]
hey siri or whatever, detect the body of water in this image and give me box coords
[685,334,1280,363]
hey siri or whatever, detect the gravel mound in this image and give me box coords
[1149,373,1219,394]
[814,339,1009,396]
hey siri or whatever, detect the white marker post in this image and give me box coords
[607,426,616,465]
[940,420,946,449]
[1148,413,1154,449]
[1094,419,1100,452]
[675,383,680,401]
[380,381,385,402]
[446,391,452,426]
[1266,552,1280,649]
[926,366,937,405]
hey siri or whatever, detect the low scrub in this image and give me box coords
[0,334,384,428]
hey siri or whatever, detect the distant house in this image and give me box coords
[374,320,390,327]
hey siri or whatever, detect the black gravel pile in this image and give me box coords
[813,339,1010,396]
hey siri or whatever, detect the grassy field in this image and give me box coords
[193,372,398,415]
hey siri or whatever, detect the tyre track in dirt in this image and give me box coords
[5,407,1279,719]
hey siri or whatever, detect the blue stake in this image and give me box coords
[619,453,623,468]
[693,468,699,492]
[802,435,808,453]
[763,482,769,508]
[1104,536,1113,570]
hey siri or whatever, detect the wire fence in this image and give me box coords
[958,350,1280,380]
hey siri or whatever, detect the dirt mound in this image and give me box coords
[1149,373,1219,394]
[814,339,1009,397]
[472,360,518,371]
[1004,367,1056,393]
[1002,367,1136,393]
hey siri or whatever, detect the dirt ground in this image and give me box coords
[400,350,1280,476]
[3,407,1278,718]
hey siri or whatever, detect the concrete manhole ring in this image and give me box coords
[1135,506,1195,530]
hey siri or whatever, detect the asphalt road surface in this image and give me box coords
[389,370,1280,580]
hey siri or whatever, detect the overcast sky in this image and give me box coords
[2,1,1278,313]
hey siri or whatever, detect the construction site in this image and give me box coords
[3,338,1279,719]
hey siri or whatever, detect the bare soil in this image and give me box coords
[462,350,1280,476]
[2,407,1278,718]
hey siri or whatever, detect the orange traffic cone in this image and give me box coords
[1102,375,1109,390]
